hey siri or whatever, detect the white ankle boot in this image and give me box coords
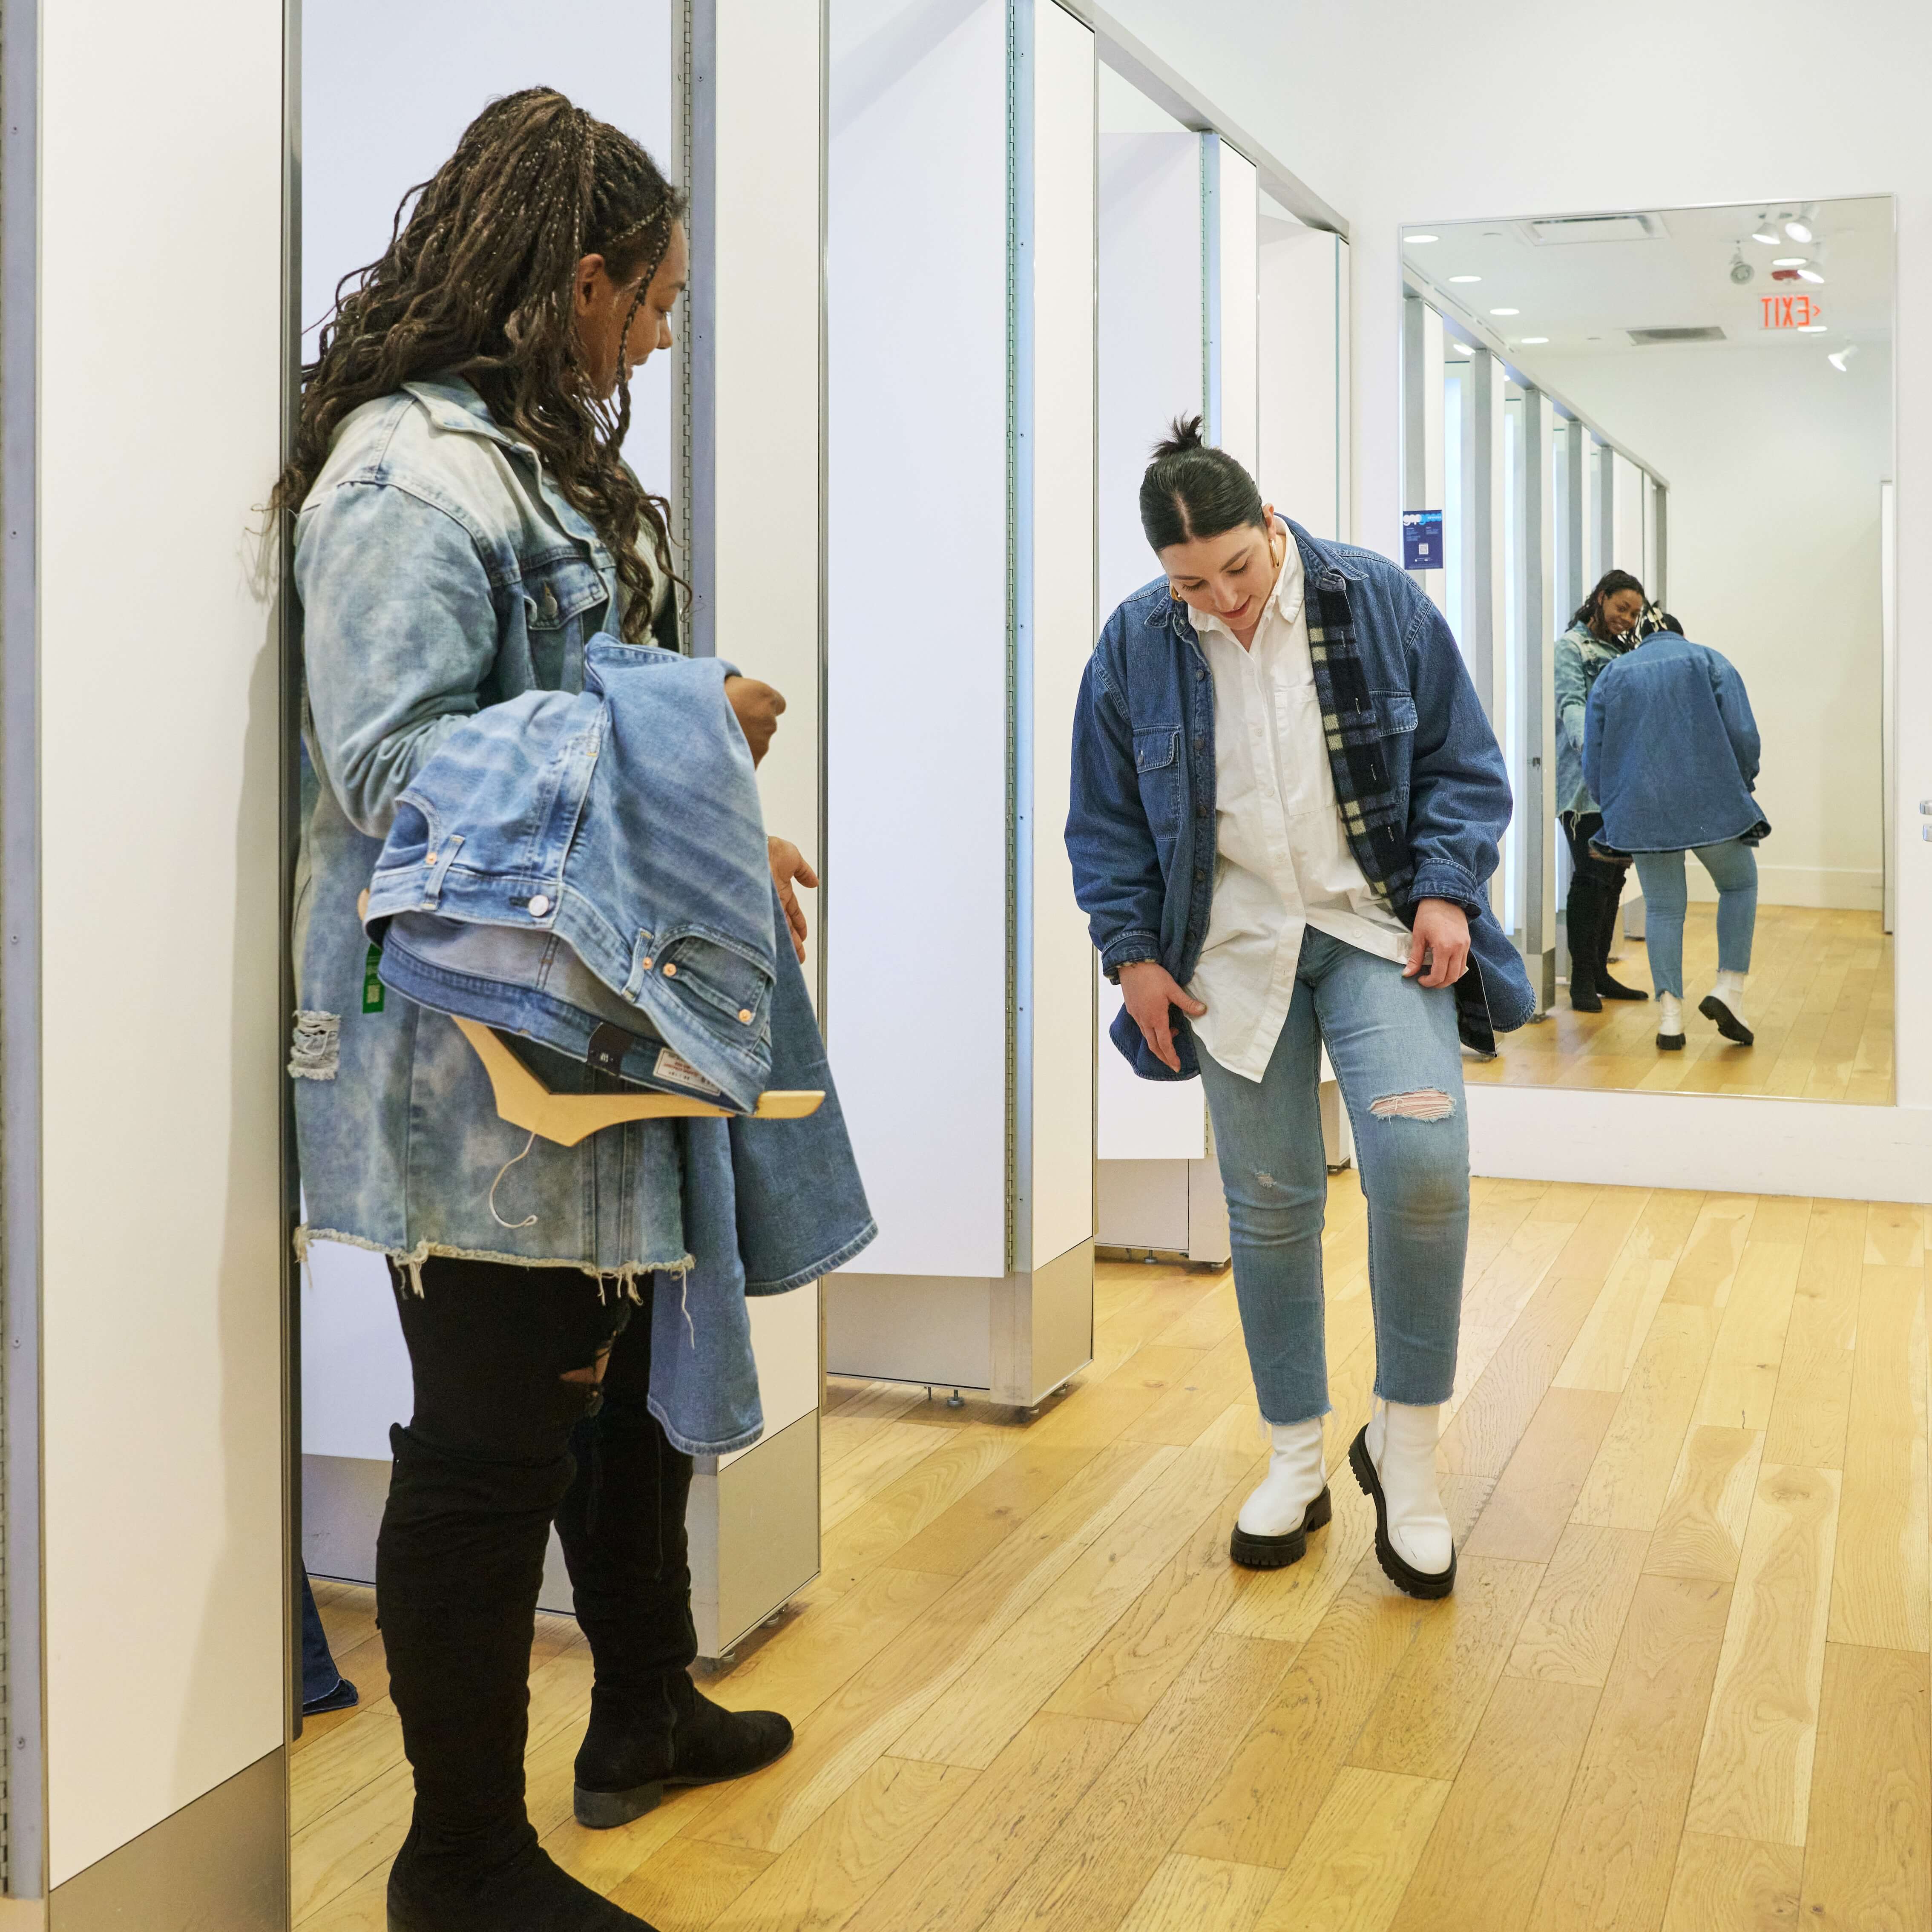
[1350,1400,1455,1598]
[1656,991,1685,1051]
[1230,1417,1331,1570]
[1699,969,1754,1045]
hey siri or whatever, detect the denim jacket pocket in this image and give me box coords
[1133,725,1184,834]
[1371,692,1419,735]
[647,924,776,1037]
[521,554,609,632]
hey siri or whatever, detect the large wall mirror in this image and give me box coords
[1401,197,1895,1104]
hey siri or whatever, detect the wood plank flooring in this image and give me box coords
[296,1177,1932,1931]
[1464,904,1894,1104]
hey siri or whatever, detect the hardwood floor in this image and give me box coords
[1464,903,1895,1104]
[295,1177,1932,1931]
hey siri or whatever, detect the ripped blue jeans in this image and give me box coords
[1196,928,1468,1425]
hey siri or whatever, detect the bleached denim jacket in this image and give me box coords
[292,377,871,1451]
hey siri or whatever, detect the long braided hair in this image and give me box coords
[272,87,684,642]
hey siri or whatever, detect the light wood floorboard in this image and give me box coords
[1464,904,1894,1104]
[297,1181,1932,1932]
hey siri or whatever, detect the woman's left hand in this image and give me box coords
[1404,897,1471,988]
[768,837,819,962]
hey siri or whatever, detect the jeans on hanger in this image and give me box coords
[1632,840,1758,998]
[1195,929,1469,1426]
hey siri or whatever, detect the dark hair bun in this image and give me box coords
[1151,414,1207,461]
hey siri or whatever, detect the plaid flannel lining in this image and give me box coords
[1307,578,1415,905]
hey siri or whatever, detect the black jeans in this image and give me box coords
[378,1256,695,1861]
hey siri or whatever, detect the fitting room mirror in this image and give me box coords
[1400,196,1895,1103]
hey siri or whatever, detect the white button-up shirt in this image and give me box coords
[1188,525,1412,1081]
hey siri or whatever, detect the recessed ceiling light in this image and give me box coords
[1490,308,1520,316]
[1773,256,1807,267]
[1449,274,1482,283]
[1797,323,1827,332]
[1406,233,1440,244]
[1521,336,1549,344]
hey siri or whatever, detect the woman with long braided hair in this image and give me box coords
[280,90,800,1932]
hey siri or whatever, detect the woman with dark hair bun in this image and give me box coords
[1068,417,1533,1604]
[1554,569,1651,1011]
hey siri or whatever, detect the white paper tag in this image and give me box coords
[654,1046,722,1096]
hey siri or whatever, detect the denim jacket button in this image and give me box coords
[640,956,654,970]
[738,1008,753,1024]
[663,962,678,977]
[425,852,438,867]
[528,894,551,917]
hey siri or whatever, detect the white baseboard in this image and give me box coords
[1469,1084,1932,1203]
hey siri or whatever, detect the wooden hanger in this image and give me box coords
[453,1016,823,1149]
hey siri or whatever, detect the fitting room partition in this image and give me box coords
[820,0,1099,1404]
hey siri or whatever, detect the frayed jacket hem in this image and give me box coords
[293,1225,696,1296]
[745,1219,880,1297]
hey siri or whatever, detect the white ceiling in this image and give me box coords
[1403,196,1892,359]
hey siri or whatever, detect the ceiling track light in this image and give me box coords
[1828,343,1859,372]
[1785,206,1815,244]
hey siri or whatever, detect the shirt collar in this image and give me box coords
[1193,516,1305,646]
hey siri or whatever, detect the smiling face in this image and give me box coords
[1157,506,1281,644]
[1597,586,1646,639]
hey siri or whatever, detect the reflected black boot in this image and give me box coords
[379,1423,659,1932]
[1593,881,1648,1000]
[557,1361,793,1830]
[1567,874,1604,1012]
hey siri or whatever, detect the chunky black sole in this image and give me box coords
[1348,1428,1455,1600]
[1699,994,1754,1045]
[1657,1031,1685,1052]
[1229,1484,1332,1570]
[574,1727,795,1829]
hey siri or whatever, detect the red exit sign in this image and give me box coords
[1761,293,1823,329]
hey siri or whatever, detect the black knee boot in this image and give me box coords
[379,1423,659,1932]
[1567,870,1606,1012]
[1591,873,1647,1000]
[556,1374,793,1829]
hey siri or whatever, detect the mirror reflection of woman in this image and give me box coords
[1067,420,1534,1604]
[1554,570,1651,1012]
[273,91,803,1932]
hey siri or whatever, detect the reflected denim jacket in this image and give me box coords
[1066,523,1534,1073]
[1553,621,1632,816]
[1582,634,1769,856]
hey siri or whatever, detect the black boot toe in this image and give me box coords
[388,1824,661,1932]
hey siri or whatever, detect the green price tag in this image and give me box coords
[362,943,386,1014]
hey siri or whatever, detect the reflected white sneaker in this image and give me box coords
[1657,991,1685,1051]
[1350,1399,1455,1599]
[1699,969,1754,1045]
[1230,1417,1331,1570]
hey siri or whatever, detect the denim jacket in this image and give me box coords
[292,378,870,1450]
[1553,621,1632,816]
[1582,634,1769,855]
[1066,523,1535,1072]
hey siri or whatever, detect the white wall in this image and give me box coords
[1101,0,1932,1199]
[827,0,1010,1274]
[1535,340,1893,911]
[38,0,286,1885]
[1257,224,1346,540]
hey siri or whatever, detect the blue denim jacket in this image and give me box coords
[1582,634,1769,855]
[292,378,871,1452]
[1553,621,1631,816]
[1065,523,1535,1074]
